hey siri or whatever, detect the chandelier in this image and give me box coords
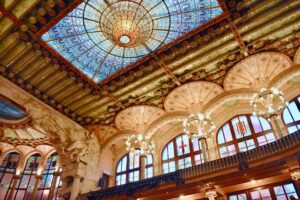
[250,87,288,120]
[125,133,155,156]
[183,113,216,139]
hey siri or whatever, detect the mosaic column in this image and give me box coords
[48,171,60,200]
[7,174,21,200]
[70,175,82,200]
[30,175,43,200]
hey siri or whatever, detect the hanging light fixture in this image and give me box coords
[250,87,288,120]
[125,133,155,156]
[183,113,216,139]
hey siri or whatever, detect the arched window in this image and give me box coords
[14,153,41,199]
[282,96,300,134]
[0,152,21,200]
[217,115,276,158]
[37,153,59,199]
[115,153,153,186]
[162,134,207,174]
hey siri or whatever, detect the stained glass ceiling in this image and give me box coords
[42,0,223,83]
[0,99,26,120]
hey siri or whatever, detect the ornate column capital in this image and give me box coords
[290,168,300,181]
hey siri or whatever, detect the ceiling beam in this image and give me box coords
[36,0,84,36]
[0,5,123,114]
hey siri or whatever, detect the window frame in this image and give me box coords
[228,181,298,200]
[115,153,153,185]
[0,152,21,200]
[217,115,276,158]
[37,153,58,200]
[13,153,41,199]
[161,133,208,173]
[282,96,300,133]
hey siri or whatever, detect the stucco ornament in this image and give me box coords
[62,130,97,162]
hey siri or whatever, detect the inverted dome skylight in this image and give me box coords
[42,0,223,83]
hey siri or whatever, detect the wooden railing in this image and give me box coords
[80,131,300,200]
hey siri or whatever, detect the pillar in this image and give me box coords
[200,139,208,162]
[269,115,288,139]
[7,174,21,200]
[48,171,60,200]
[290,168,300,195]
[206,137,218,161]
[30,175,43,200]
[70,175,82,200]
[140,155,147,180]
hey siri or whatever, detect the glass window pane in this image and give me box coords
[260,188,271,198]
[246,139,255,150]
[259,117,272,131]
[251,115,263,133]
[288,126,298,134]
[223,123,233,142]
[168,143,175,159]
[217,129,225,144]
[232,117,243,139]
[238,193,247,200]
[283,108,294,124]
[238,141,246,152]
[283,183,296,194]
[266,133,276,142]
[239,116,251,136]
[288,102,300,121]
[169,161,176,172]
[121,156,127,171]
[257,135,267,146]
[274,186,284,195]
[251,191,260,199]
[162,148,168,161]
[146,155,153,165]
[228,145,236,156]
[192,139,200,151]
[182,135,190,154]
[229,195,238,200]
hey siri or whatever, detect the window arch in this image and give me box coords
[37,153,59,199]
[161,134,207,174]
[0,152,21,200]
[115,153,153,186]
[282,96,300,134]
[13,153,41,199]
[217,115,276,158]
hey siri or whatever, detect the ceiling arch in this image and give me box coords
[224,52,293,91]
[114,105,165,133]
[164,81,224,113]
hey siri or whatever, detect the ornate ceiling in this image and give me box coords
[164,81,224,113]
[42,0,222,83]
[223,52,293,91]
[0,0,300,129]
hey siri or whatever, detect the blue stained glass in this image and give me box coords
[0,99,26,120]
[42,0,223,83]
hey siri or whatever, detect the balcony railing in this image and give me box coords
[79,131,300,200]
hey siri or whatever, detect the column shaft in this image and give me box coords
[30,175,42,200]
[48,172,60,200]
[7,175,21,200]
[140,155,146,180]
[70,176,81,200]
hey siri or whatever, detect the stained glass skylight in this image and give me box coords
[42,0,223,83]
[0,99,26,120]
